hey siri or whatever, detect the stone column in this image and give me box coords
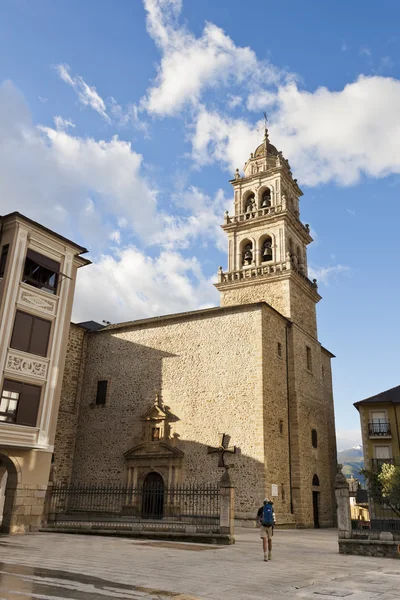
[335,464,351,539]
[219,469,234,538]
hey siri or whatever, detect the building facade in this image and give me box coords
[54,130,337,527]
[355,385,400,473]
[0,212,89,533]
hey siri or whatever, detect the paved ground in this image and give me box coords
[0,529,399,599]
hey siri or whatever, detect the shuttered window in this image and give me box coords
[0,379,41,427]
[11,311,51,357]
[95,380,108,405]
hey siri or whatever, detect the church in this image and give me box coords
[54,129,337,528]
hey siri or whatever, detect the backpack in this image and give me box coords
[262,503,274,526]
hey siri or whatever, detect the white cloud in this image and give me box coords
[191,76,400,186]
[56,63,111,123]
[0,80,157,241]
[53,116,75,130]
[72,245,218,324]
[341,42,348,52]
[227,95,243,109]
[336,430,362,452]
[308,264,350,285]
[152,186,231,252]
[360,47,372,57]
[142,0,289,116]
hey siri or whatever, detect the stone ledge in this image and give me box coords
[41,527,235,545]
[339,539,400,559]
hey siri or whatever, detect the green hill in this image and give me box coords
[337,446,365,486]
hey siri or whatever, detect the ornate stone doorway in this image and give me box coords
[142,472,164,519]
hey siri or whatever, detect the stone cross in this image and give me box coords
[208,433,237,469]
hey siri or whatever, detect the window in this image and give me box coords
[312,474,320,486]
[152,427,160,441]
[311,429,318,448]
[10,311,51,357]
[279,420,284,435]
[281,484,285,502]
[306,346,312,371]
[22,249,60,295]
[0,245,9,278]
[0,379,41,426]
[277,342,282,357]
[95,380,108,405]
[261,237,273,262]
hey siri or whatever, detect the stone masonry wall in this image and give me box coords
[220,279,291,321]
[53,323,86,484]
[70,306,268,519]
[261,306,294,525]
[289,324,336,527]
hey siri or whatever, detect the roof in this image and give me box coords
[254,139,279,158]
[0,212,89,255]
[76,320,105,332]
[92,301,290,334]
[354,384,400,409]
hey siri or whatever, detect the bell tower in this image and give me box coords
[215,128,321,337]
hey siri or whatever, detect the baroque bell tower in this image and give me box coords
[215,128,321,337]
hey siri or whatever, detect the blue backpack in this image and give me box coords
[262,503,274,526]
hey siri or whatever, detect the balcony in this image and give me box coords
[371,458,394,471]
[368,422,391,437]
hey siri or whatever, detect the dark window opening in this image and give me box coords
[22,249,60,295]
[95,380,108,405]
[11,311,51,357]
[306,346,312,371]
[0,245,10,278]
[152,427,160,441]
[242,242,253,266]
[281,484,285,502]
[279,420,284,435]
[277,342,282,357]
[311,429,318,448]
[245,194,255,213]
[312,474,320,486]
[0,379,41,427]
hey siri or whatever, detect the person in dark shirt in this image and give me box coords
[257,498,275,561]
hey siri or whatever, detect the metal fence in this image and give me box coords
[46,482,221,533]
[350,490,400,539]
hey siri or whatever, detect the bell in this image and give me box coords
[244,250,252,264]
[261,196,271,208]
[263,245,272,262]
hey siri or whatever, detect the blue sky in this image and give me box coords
[1,0,400,450]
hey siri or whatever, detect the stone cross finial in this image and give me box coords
[208,433,237,469]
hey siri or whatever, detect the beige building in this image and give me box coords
[54,130,337,527]
[0,212,89,533]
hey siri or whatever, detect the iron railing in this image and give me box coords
[46,482,220,533]
[368,422,391,436]
[350,490,400,539]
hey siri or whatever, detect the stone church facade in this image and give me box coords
[54,130,337,527]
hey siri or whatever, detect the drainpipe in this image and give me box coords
[393,401,400,458]
[285,322,293,514]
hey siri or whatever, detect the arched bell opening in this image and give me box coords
[242,190,256,214]
[259,235,273,263]
[240,239,254,267]
[260,188,272,209]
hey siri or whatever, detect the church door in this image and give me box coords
[313,491,320,528]
[142,472,164,519]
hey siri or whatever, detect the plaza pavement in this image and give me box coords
[0,528,399,599]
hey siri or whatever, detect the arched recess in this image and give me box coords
[142,471,164,519]
[242,190,256,214]
[0,454,20,534]
[258,233,275,264]
[258,185,273,209]
[239,237,254,267]
[312,474,320,487]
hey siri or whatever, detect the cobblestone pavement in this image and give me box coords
[0,529,399,599]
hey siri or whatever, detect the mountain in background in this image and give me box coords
[337,445,365,486]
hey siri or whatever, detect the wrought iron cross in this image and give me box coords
[208,433,237,469]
